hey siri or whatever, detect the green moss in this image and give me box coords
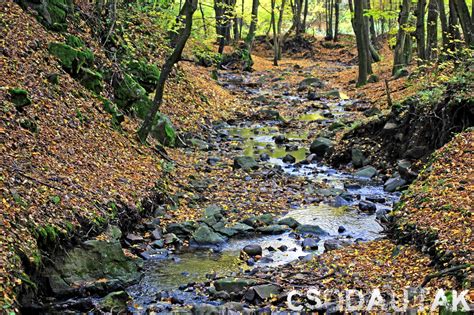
[79,68,103,93]
[126,60,160,93]
[101,98,125,126]
[114,73,147,111]
[131,97,153,119]
[19,118,38,133]
[65,35,85,48]
[150,114,176,147]
[48,42,94,74]
[47,0,69,25]
[9,88,32,109]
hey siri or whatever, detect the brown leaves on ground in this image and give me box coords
[394,131,474,267]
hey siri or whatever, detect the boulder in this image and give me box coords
[277,217,301,229]
[324,239,353,251]
[233,156,259,171]
[167,221,197,238]
[212,222,238,237]
[257,225,290,235]
[397,159,417,180]
[245,284,281,302]
[256,213,274,225]
[99,291,129,313]
[404,146,428,159]
[365,195,386,203]
[242,244,263,257]
[9,88,32,110]
[351,148,366,168]
[188,138,210,151]
[299,77,325,89]
[296,224,329,236]
[338,226,346,233]
[43,240,140,297]
[230,222,255,234]
[282,154,296,164]
[310,137,333,156]
[205,204,224,221]
[274,135,288,144]
[214,278,257,293]
[354,166,377,178]
[163,233,180,245]
[192,225,226,245]
[384,176,407,192]
[302,238,319,250]
[358,200,377,214]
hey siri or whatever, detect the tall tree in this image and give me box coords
[393,0,411,75]
[448,0,462,50]
[138,0,198,142]
[415,0,427,61]
[334,0,340,41]
[426,0,439,59]
[354,0,371,86]
[438,0,449,48]
[271,0,279,65]
[246,0,259,51]
[452,0,474,46]
[277,0,287,59]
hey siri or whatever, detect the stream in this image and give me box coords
[126,67,401,312]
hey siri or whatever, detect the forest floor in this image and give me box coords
[1,2,472,312]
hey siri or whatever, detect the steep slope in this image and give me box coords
[0,2,239,309]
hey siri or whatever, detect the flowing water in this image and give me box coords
[127,69,401,311]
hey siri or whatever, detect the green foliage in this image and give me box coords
[50,195,61,204]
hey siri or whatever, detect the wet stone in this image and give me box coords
[242,244,263,257]
[358,200,377,214]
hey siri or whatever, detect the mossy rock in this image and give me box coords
[19,118,38,133]
[126,60,160,93]
[102,98,125,126]
[9,88,32,110]
[47,0,70,25]
[48,42,93,73]
[65,35,85,48]
[113,73,148,111]
[150,114,176,147]
[220,48,253,71]
[131,97,153,119]
[79,68,103,93]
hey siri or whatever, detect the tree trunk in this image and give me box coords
[393,0,411,75]
[138,0,198,142]
[271,0,279,65]
[426,0,439,59]
[452,0,474,45]
[302,0,309,32]
[354,0,369,86]
[367,0,377,43]
[325,0,334,39]
[246,0,259,51]
[277,0,287,59]
[438,0,449,48]
[334,0,340,41]
[448,0,462,51]
[415,0,427,61]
